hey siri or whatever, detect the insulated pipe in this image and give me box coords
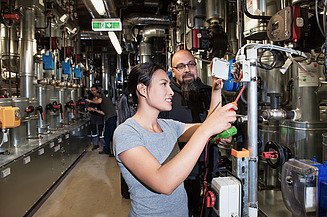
[19,7,36,99]
[123,14,170,26]
[142,26,166,42]
[236,0,243,48]
[139,26,167,63]
[102,48,109,91]
[248,50,259,216]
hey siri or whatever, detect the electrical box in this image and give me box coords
[62,60,72,75]
[42,52,54,70]
[0,106,21,128]
[211,176,241,217]
[74,65,82,78]
[211,58,230,80]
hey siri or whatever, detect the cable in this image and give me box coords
[315,0,325,37]
[200,138,210,217]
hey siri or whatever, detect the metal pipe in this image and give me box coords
[103,0,118,17]
[248,51,259,215]
[142,26,166,42]
[19,6,36,99]
[123,14,170,26]
[102,48,109,91]
[236,0,243,48]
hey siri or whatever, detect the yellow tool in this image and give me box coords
[0,106,21,128]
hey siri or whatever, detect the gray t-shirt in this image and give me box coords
[113,118,188,217]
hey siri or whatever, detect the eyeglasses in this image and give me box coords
[172,61,197,71]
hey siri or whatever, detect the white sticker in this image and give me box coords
[38,148,45,155]
[23,156,31,164]
[298,62,319,87]
[50,142,55,148]
[1,168,11,178]
[72,131,75,135]
[54,145,60,152]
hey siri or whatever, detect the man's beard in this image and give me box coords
[180,76,200,102]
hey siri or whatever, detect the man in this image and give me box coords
[160,49,222,216]
[87,85,117,156]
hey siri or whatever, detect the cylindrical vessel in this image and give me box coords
[59,87,68,125]
[190,0,205,28]
[27,98,39,138]
[10,97,29,147]
[280,121,327,162]
[37,85,50,134]
[1,23,20,73]
[139,42,152,63]
[257,51,286,104]
[323,133,327,161]
[206,0,225,23]
[243,0,281,40]
[291,62,320,122]
[0,98,13,149]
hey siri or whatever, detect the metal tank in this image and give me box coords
[37,84,50,134]
[243,0,281,40]
[27,98,39,139]
[206,0,225,24]
[58,86,69,125]
[257,50,287,188]
[1,23,20,73]
[10,98,29,147]
[48,85,61,130]
[0,98,13,151]
[280,62,327,161]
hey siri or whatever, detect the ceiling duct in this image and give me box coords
[124,13,170,26]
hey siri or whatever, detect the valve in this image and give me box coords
[263,141,293,169]
[25,105,35,114]
[3,14,20,21]
[66,100,76,109]
[36,105,44,120]
[206,191,216,208]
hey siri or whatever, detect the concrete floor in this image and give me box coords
[32,148,130,217]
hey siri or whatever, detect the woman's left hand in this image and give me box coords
[212,77,223,91]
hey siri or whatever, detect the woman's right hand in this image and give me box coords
[203,103,238,136]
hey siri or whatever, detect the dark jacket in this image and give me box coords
[100,93,117,120]
[159,77,212,179]
[160,77,212,123]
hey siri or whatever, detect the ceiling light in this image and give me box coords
[90,0,106,16]
[108,32,122,54]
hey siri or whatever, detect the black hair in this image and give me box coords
[91,85,101,92]
[117,62,164,123]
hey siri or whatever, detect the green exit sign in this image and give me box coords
[92,18,122,31]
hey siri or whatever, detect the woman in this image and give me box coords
[113,62,237,217]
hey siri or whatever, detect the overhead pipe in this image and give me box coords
[142,26,166,42]
[124,14,170,26]
[139,25,167,63]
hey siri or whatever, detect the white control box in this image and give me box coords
[211,176,241,217]
[211,58,230,80]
